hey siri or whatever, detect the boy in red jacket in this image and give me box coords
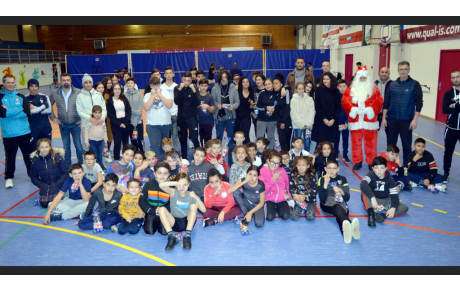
[378,144,411,192]
[205,139,228,178]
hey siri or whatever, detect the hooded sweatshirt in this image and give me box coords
[259,165,290,203]
[76,88,107,125]
[0,89,31,138]
[29,148,68,197]
[290,93,315,129]
[124,88,144,125]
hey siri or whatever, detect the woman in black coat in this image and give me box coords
[311,72,341,146]
[106,83,132,161]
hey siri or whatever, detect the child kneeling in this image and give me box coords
[76,173,123,231]
[361,157,409,226]
[159,173,206,251]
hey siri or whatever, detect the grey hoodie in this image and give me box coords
[124,88,144,125]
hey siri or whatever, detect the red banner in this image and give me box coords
[400,25,460,43]
[150,48,221,53]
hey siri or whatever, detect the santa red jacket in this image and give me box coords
[341,85,383,131]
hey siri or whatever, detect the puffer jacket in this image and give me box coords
[124,89,144,125]
[259,165,290,203]
[76,88,107,124]
[29,148,69,197]
[290,93,315,129]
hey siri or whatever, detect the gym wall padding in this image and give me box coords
[131,52,195,89]
[265,49,331,81]
[197,50,263,81]
[67,54,128,88]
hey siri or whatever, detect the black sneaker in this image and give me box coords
[50,213,62,222]
[403,182,412,191]
[203,218,217,227]
[443,173,449,184]
[165,235,177,251]
[375,213,386,223]
[183,236,192,250]
[343,156,351,163]
[367,208,376,227]
[353,162,362,171]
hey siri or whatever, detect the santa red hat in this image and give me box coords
[355,66,369,78]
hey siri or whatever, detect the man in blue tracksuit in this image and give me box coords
[25,79,53,145]
[381,61,423,167]
[0,74,33,189]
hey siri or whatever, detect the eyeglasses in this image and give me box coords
[270,161,280,166]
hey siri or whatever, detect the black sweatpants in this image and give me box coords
[128,122,144,153]
[177,117,200,159]
[443,127,460,175]
[3,133,33,180]
[251,115,257,137]
[386,118,412,167]
[277,122,293,151]
[235,114,252,143]
[143,214,167,236]
[111,120,130,161]
[320,203,350,235]
[265,201,290,221]
[31,126,52,147]
[199,123,214,147]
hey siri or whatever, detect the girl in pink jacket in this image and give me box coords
[259,151,292,221]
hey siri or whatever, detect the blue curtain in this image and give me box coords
[265,49,331,81]
[131,52,195,89]
[197,50,263,81]
[67,54,128,88]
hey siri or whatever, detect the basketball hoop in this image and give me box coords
[319,45,327,53]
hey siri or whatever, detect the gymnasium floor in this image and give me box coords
[1,86,460,266]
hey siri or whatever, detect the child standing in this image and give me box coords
[197,79,216,147]
[228,131,246,168]
[43,163,92,224]
[289,137,316,164]
[361,157,409,226]
[279,150,291,175]
[259,151,291,221]
[202,168,242,226]
[407,138,446,192]
[76,173,123,232]
[379,144,411,192]
[133,151,155,188]
[246,142,262,167]
[334,80,350,162]
[30,138,68,208]
[84,105,108,170]
[229,145,252,185]
[318,159,359,244]
[118,178,145,235]
[290,82,315,152]
[159,173,207,250]
[205,139,228,178]
[189,147,225,201]
[82,151,103,193]
[314,141,335,179]
[229,166,266,228]
[289,156,317,221]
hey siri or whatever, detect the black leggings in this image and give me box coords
[265,201,290,221]
[128,122,144,153]
[277,122,293,151]
[233,190,265,228]
[177,117,200,159]
[199,123,214,147]
[111,120,130,161]
[143,214,167,236]
[235,114,252,143]
[320,203,350,235]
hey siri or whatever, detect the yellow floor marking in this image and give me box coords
[350,189,360,192]
[412,133,460,156]
[434,209,447,214]
[412,203,424,207]
[0,219,175,266]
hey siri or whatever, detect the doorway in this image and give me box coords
[345,54,353,85]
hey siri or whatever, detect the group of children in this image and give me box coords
[28,120,446,250]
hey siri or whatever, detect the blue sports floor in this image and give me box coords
[1,87,460,266]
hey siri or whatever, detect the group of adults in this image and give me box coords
[2,56,459,188]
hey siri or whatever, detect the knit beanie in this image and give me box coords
[273,72,285,85]
[82,73,93,85]
[27,78,39,88]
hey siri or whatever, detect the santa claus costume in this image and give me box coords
[342,66,383,170]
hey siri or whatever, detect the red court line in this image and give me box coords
[337,155,362,180]
[315,205,321,215]
[0,161,5,177]
[384,221,460,236]
[0,189,40,216]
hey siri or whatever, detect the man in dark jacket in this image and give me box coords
[374,67,392,131]
[381,61,423,167]
[441,70,460,183]
[229,62,243,79]
[26,79,53,144]
[315,60,336,86]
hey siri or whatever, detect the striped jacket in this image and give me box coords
[49,85,81,124]
[139,178,170,216]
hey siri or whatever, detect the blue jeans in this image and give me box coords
[59,121,83,166]
[77,212,122,230]
[118,218,144,235]
[408,172,444,186]
[216,118,235,144]
[334,129,349,158]
[146,124,172,156]
[294,129,311,152]
[89,140,104,169]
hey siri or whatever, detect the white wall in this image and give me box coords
[0,62,61,89]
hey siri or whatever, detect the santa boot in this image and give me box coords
[353,162,362,170]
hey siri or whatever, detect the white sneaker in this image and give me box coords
[5,179,13,188]
[111,225,118,232]
[410,181,422,188]
[435,183,447,193]
[351,218,360,240]
[342,220,352,244]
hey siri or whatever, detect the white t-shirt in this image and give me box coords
[160,82,178,116]
[143,92,172,126]
[113,98,125,119]
[83,163,103,184]
[123,84,138,93]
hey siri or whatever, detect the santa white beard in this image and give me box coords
[350,76,374,104]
